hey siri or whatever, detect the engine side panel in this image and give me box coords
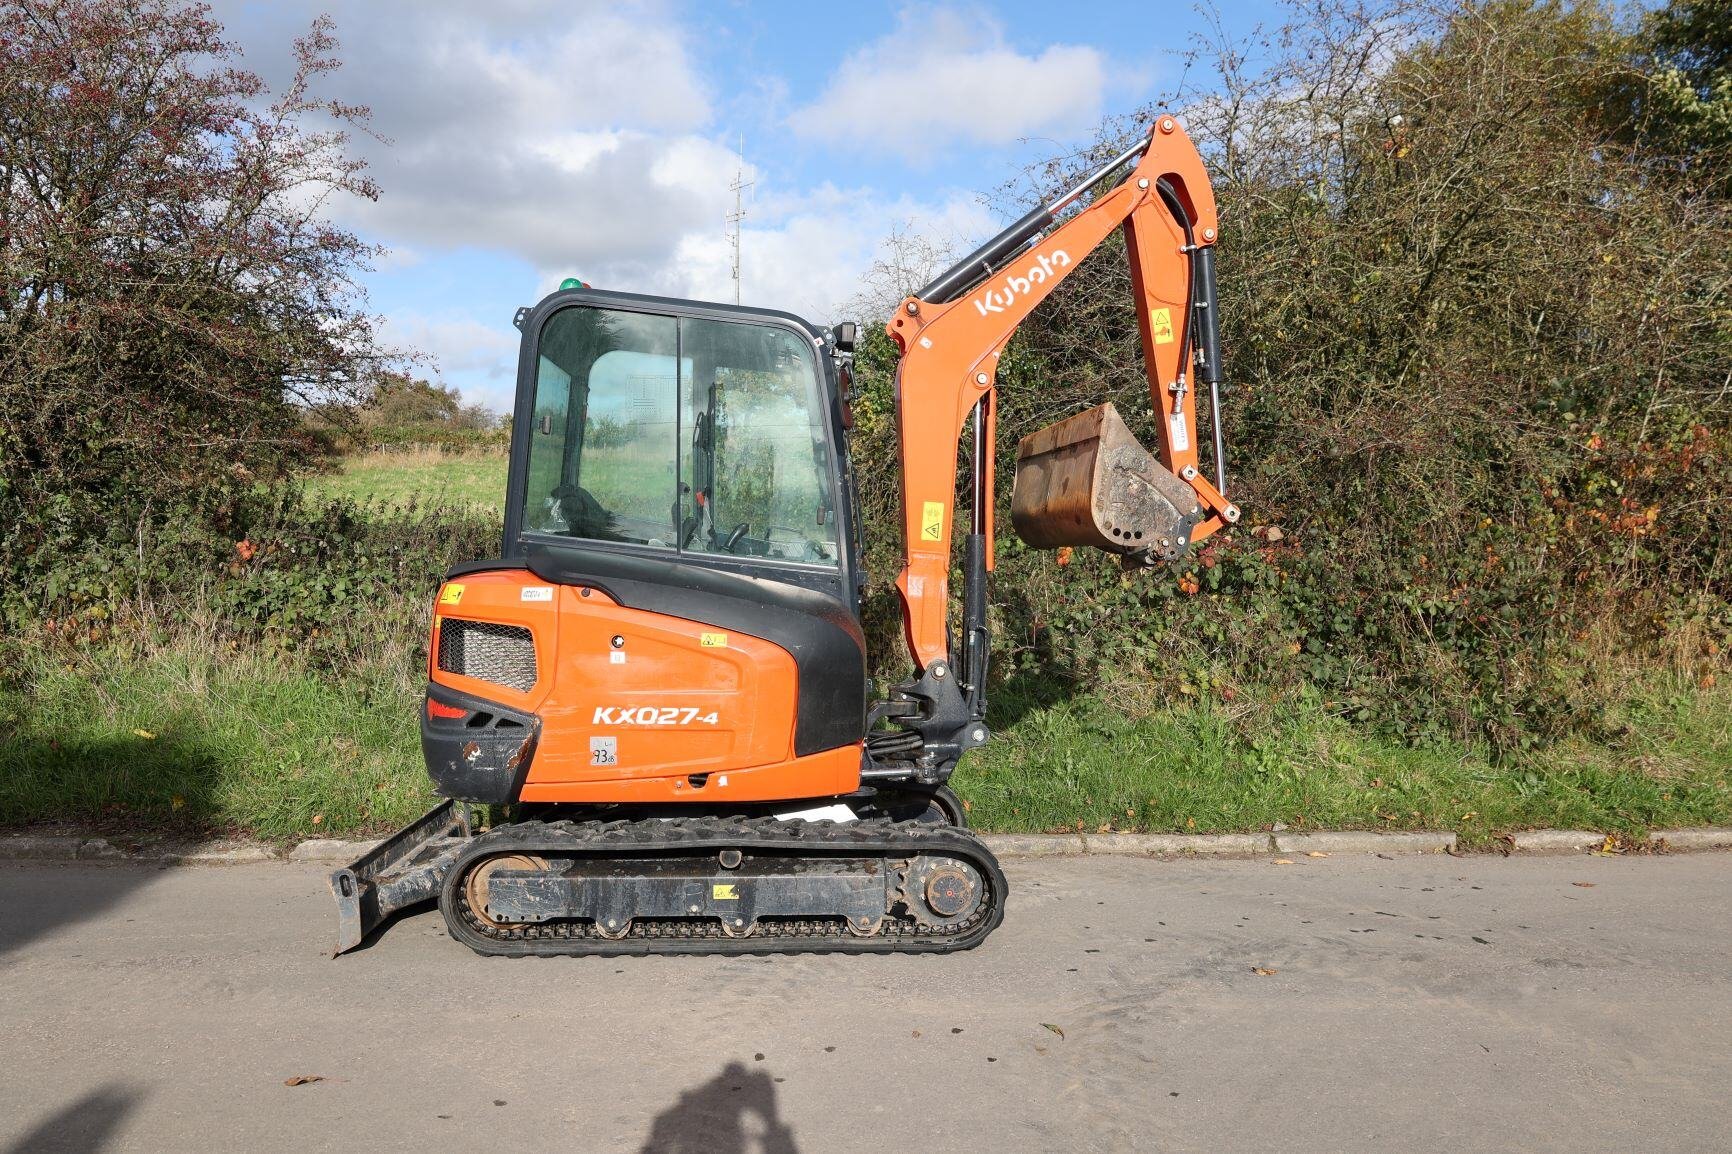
[427,568,861,803]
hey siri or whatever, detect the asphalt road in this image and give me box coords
[1,851,1728,1153]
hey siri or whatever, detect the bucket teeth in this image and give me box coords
[1010,402,1200,560]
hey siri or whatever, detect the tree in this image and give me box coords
[368,372,461,429]
[849,0,1732,748]
[0,0,395,554]
[1637,0,1732,181]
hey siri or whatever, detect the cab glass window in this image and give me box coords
[678,318,838,566]
[522,306,838,567]
[524,308,679,547]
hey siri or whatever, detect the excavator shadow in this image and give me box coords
[1,729,226,958]
[2,1082,144,1154]
[639,1060,798,1154]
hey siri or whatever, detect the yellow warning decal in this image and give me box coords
[1151,307,1176,345]
[700,632,728,648]
[712,884,738,900]
[438,583,464,606]
[920,501,945,542]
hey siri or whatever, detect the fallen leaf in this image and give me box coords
[1251,967,1278,976]
[911,1029,921,1038]
[283,1075,324,1087]
[171,796,184,811]
[1041,1023,1065,1039]
[1571,881,1596,888]
[1056,547,1074,567]
[1305,851,1329,858]
[133,729,156,740]
[1034,1045,1048,1055]
[1273,858,1295,865]
[311,814,324,826]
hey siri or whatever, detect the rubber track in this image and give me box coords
[438,815,1008,957]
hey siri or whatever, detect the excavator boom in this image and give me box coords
[860,118,1236,785]
[886,117,1235,673]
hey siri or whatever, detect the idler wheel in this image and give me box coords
[463,854,548,929]
[924,866,976,919]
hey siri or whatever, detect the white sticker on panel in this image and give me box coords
[1169,412,1191,452]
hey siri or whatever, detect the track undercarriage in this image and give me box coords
[331,797,1006,957]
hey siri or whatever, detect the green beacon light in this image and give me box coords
[558,276,590,291]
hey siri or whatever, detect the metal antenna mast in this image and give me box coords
[727,134,752,305]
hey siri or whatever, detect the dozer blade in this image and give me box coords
[328,800,470,955]
[1011,401,1201,562]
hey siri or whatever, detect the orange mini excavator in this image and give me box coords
[331,118,1239,956]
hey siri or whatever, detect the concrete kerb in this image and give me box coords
[1072,832,1274,858]
[1653,828,1732,852]
[287,838,380,863]
[1275,830,1457,855]
[1506,829,1605,855]
[3,828,1731,865]
[0,836,86,861]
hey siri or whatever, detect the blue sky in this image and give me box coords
[213,0,1284,413]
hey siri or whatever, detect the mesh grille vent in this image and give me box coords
[437,619,536,693]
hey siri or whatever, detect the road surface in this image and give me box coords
[2,852,1728,1152]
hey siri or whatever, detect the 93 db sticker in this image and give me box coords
[593,706,719,726]
[589,736,617,766]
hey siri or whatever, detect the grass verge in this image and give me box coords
[967,679,1732,842]
[3,635,1727,843]
[1,628,436,841]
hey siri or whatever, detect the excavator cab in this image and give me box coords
[510,297,854,578]
[424,291,873,812]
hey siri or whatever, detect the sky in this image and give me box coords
[211,0,1284,414]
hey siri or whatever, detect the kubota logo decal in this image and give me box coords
[973,250,1072,316]
[593,706,720,726]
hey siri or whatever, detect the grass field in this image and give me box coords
[4,626,1727,843]
[304,446,508,512]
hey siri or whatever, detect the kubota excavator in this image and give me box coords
[330,117,1239,956]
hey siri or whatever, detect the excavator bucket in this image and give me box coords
[1011,402,1201,562]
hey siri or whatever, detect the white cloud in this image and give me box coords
[205,1,1037,405]
[380,313,523,413]
[211,0,718,285]
[673,186,997,324]
[788,7,1105,161]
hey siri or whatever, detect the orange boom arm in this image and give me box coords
[885,119,1236,671]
